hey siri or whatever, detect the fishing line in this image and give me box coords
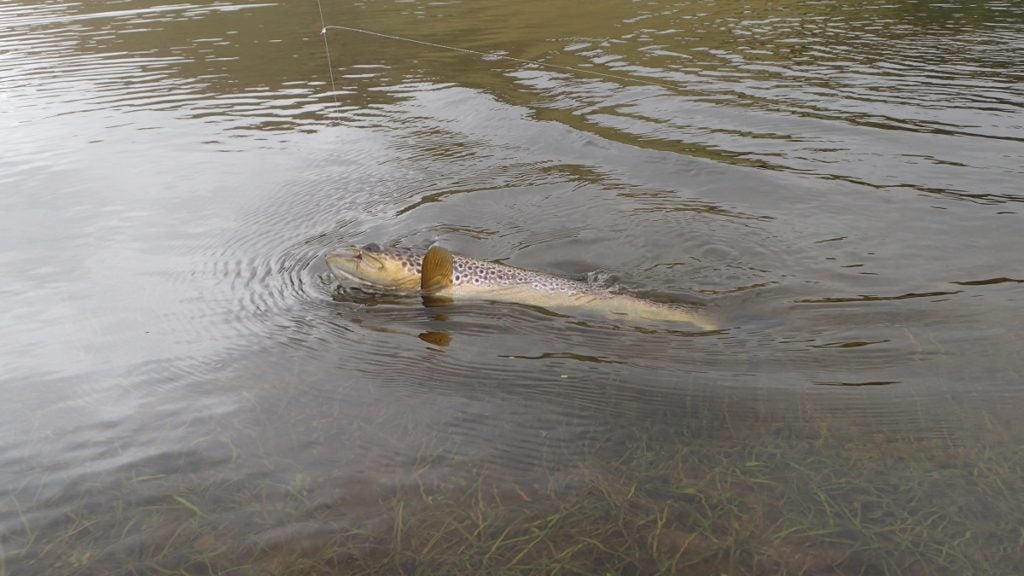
[315,0,338,103]
[314,0,684,96]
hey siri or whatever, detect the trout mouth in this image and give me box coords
[325,246,388,288]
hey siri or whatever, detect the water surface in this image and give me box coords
[2,0,1023,574]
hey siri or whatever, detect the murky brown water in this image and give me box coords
[2,1,1023,574]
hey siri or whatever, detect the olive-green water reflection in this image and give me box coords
[1,0,1022,574]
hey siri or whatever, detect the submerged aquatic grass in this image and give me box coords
[4,402,1023,576]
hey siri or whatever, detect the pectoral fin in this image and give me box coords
[421,245,454,307]
[418,330,452,347]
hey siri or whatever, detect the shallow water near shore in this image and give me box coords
[2,0,1023,574]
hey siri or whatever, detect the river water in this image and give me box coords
[2,1,1022,574]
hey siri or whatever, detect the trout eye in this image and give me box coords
[361,242,381,253]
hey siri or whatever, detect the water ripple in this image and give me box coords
[0,0,332,138]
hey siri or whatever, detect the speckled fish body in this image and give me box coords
[325,245,717,330]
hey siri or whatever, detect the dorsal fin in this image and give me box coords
[421,245,454,296]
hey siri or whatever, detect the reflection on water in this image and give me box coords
[1,0,1023,574]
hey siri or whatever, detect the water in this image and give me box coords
[1,0,1022,573]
